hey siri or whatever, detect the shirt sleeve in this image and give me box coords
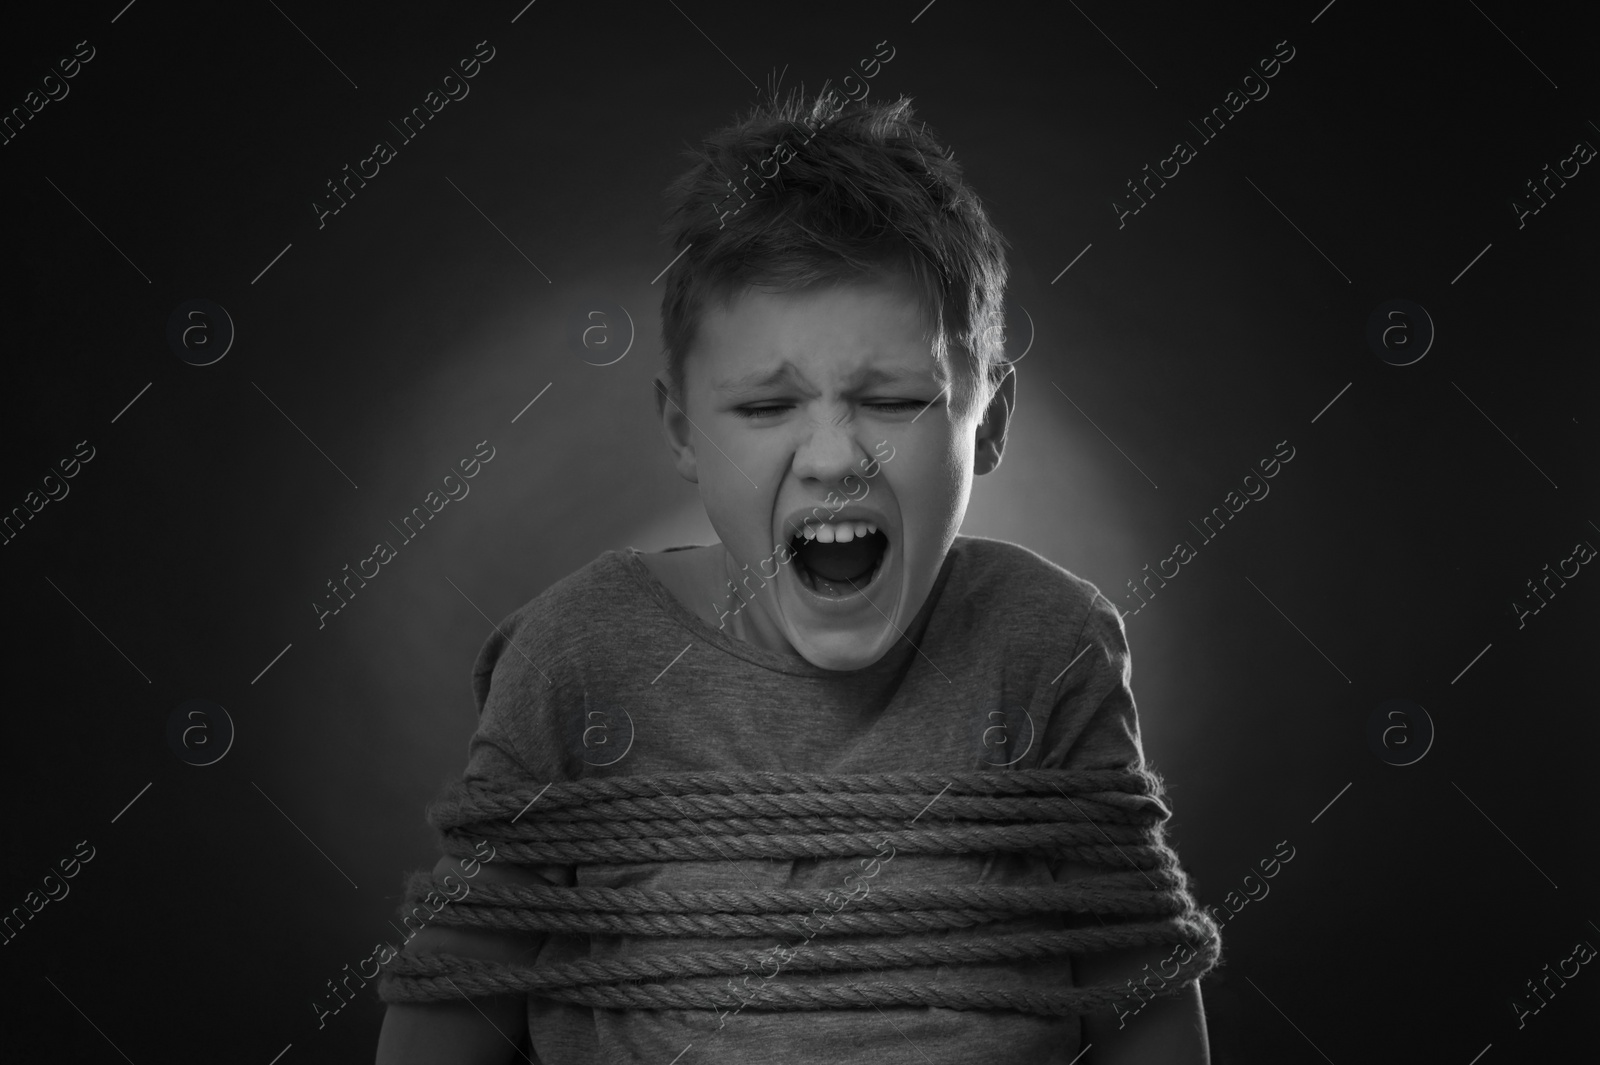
[1037,588,1146,773]
[461,605,579,887]
[464,604,580,785]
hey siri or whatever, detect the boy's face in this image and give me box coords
[657,275,1013,671]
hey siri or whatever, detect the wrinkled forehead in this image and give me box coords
[685,274,950,391]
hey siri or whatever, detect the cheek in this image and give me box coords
[893,448,968,543]
[698,439,782,552]
[931,436,974,505]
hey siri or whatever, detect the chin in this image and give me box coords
[788,625,901,672]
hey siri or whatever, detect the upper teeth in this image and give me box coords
[803,520,877,543]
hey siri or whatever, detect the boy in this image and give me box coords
[377,90,1215,1063]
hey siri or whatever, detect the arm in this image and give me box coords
[1055,859,1209,1064]
[1076,938,1210,1064]
[1042,594,1210,1061]
[374,854,555,1065]
[377,602,571,1064]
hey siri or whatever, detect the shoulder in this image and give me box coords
[940,536,1137,767]
[471,550,649,709]
[466,550,656,782]
[945,534,1120,640]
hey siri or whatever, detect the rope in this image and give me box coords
[398,869,1190,937]
[377,768,1222,1016]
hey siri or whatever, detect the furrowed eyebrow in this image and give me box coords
[714,366,794,393]
[714,362,941,393]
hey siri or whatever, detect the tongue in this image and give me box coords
[802,538,880,581]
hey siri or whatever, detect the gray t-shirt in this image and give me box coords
[463,534,1148,1065]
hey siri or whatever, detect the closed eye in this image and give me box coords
[732,404,792,419]
[731,399,931,419]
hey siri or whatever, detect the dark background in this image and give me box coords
[2,1,1596,1061]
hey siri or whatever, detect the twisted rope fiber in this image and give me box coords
[423,867,1187,913]
[433,906,1022,938]
[386,971,1200,1014]
[434,771,1166,864]
[405,871,1191,937]
[458,834,1172,866]
[430,769,1163,810]
[449,789,1153,824]
[379,769,1222,1014]
[383,919,1217,1009]
[482,811,1157,843]
[382,938,1221,1016]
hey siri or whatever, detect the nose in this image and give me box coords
[790,414,867,489]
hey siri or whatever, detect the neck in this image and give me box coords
[716,543,808,662]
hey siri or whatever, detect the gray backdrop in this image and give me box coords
[2,0,1595,1061]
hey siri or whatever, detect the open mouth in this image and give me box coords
[788,521,890,599]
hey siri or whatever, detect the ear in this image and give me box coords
[654,374,699,483]
[973,365,1016,476]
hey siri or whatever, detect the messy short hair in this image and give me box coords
[658,88,1011,414]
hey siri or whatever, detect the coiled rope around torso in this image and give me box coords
[377,768,1222,1016]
